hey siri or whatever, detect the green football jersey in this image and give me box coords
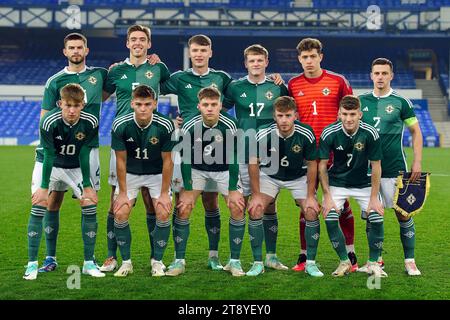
[359,89,417,178]
[105,59,170,118]
[225,76,289,131]
[42,66,107,147]
[180,111,239,190]
[160,68,233,121]
[319,121,381,188]
[257,121,317,181]
[111,111,175,175]
[37,108,98,168]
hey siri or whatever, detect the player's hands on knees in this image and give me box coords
[409,161,422,183]
[227,191,245,212]
[31,188,48,206]
[156,192,172,216]
[177,191,195,215]
[81,187,98,205]
[113,192,131,214]
[269,73,284,86]
[367,197,384,216]
[247,193,264,219]
[321,194,339,218]
[305,196,320,216]
[147,54,161,65]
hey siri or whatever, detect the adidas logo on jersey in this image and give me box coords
[269,147,277,152]
[240,93,247,98]
[121,74,127,79]
[185,84,193,89]
[363,106,369,111]
[195,137,202,142]
[297,90,304,96]
[127,137,134,142]
[336,145,344,150]
[56,136,63,140]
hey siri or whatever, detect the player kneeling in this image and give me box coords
[111,85,175,277]
[319,95,386,278]
[166,87,245,277]
[24,84,103,280]
[248,96,322,277]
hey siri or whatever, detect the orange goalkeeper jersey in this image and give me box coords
[288,69,353,143]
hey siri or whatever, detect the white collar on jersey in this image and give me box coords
[124,57,148,67]
[276,127,295,139]
[202,120,219,129]
[246,75,266,85]
[191,68,210,76]
[133,113,153,130]
[62,117,80,128]
[341,121,360,137]
[64,66,87,74]
[372,88,393,99]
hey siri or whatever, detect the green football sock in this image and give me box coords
[114,219,132,261]
[106,212,117,259]
[44,210,59,258]
[146,213,156,258]
[368,212,384,262]
[229,217,245,260]
[399,218,415,259]
[153,219,170,261]
[248,218,264,262]
[263,212,278,254]
[81,205,98,261]
[173,216,190,260]
[205,209,220,251]
[305,219,320,261]
[27,205,46,262]
[325,210,348,261]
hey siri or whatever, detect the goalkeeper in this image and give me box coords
[359,58,423,276]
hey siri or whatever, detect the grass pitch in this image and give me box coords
[0,146,449,300]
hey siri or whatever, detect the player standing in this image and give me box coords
[319,95,386,277]
[224,44,290,271]
[37,33,107,273]
[100,25,171,272]
[165,87,245,276]
[160,35,234,271]
[247,96,321,276]
[111,85,175,277]
[24,84,103,280]
[288,38,358,272]
[359,58,423,275]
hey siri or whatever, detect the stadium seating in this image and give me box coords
[0,99,440,146]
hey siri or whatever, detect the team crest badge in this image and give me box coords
[385,105,394,114]
[291,144,302,153]
[215,134,223,142]
[265,91,273,100]
[150,136,159,145]
[145,71,154,79]
[354,142,364,151]
[88,76,97,85]
[322,87,331,96]
[75,132,86,140]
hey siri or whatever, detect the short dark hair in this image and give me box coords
[339,95,361,110]
[132,85,156,100]
[188,34,212,47]
[244,44,269,60]
[273,96,297,113]
[64,33,87,48]
[296,38,323,55]
[198,86,221,101]
[127,24,151,41]
[60,83,85,104]
[371,57,393,72]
